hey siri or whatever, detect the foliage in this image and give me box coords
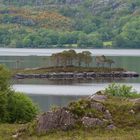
[68,99,90,117]
[103,96,140,128]
[105,83,140,98]
[51,50,92,67]
[0,65,11,91]
[113,17,140,48]
[0,65,39,123]
[68,99,103,119]
[0,0,140,48]
[7,91,39,123]
[103,41,112,48]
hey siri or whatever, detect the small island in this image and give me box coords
[13,50,139,79]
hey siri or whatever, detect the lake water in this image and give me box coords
[0,48,140,111]
[13,83,140,111]
[0,48,140,56]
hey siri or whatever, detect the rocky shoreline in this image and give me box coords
[14,90,140,137]
[14,71,139,79]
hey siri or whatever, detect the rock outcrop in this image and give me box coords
[37,108,76,133]
[21,88,140,136]
[35,92,115,134]
[90,102,106,112]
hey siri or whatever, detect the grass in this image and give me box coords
[13,66,125,74]
[21,129,140,140]
[0,123,21,140]
[0,124,140,140]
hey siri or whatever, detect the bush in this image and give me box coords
[105,83,140,98]
[0,91,9,122]
[0,65,11,91]
[0,65,39,123]
[7,91,39,123]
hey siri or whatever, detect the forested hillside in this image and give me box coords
[0,0,140,48]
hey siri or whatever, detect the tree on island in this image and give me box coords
[95,55,106,67]
[105,59,115,68]
[77,52,84,67]
[51,50,92,67]
[82,51,92,67]
[95,55,115,68]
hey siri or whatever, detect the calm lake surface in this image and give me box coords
[14,82,140,111]
[13,83,140,111]
[0,48,140,56]
[0,48,140,111]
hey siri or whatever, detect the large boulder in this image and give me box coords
[36,108,76,133]
[81,117,104,128]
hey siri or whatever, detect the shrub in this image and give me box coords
[68,99,90,117]
[105,83,140,98]
[0,65,39,123]
[0,91,9,122]
[0,65,11,91]
[7,91,39,123]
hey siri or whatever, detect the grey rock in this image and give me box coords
[37,108,76,133]
[129,98,140,104]
[89,94,107,102]
[81,117,104,128]
[104,110,112,120]
[107,124,116,130]
[90,102,106,112]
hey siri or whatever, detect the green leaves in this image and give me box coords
[0,65,39,123]
[1,0,140,48]
[105,83,139,98]
[7,92,39,123]
[114,18,140,48]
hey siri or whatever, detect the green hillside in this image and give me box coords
[0,0,140,48]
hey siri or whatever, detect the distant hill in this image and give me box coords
[0,0,140,48]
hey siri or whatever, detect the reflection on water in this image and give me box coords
[28,94,86,112]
